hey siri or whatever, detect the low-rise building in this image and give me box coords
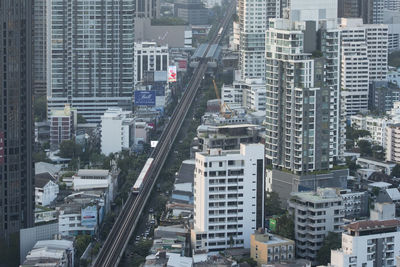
[68,168,119,212]
[370,202,396,220]
[21,240,74,267]
[35,172,59,206]
[350,114,392,147]
[356,157,396,175]
[100,108,136,155]
[58,194,104,237]
[221,79,267,113]
[49,104,77,148]
[339,189,369,218]
[250,229,295,266]
[331,219,400,267]
[288,188,344,264]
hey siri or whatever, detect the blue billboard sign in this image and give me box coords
[81,205,97,227]
[134,90,156,106]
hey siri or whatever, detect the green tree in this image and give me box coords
[391,164,400,177]
[75,235,91,260]
[59,140,82,158]
[316,232,341,265]
[274,213,295,240]
[77,114,87,123]
[135,240,153,257]
[239,257,257,267]
[33,95,47,122]
[389,51,400,67]
[358,140,372,157]
[372,145,384,160]
[33,151,49,163]
[265,191,285,217]
[371,186,381,197]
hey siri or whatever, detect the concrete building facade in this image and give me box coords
[331,220,400,267]
[265,19,341,173]
[47,0,135,123]
[191,144,265,251]
[288,188,345,263]
[100,108,135,155]
[340,18,388,116]
[0,0,35,245]
[134,42,169,86]
[250,230,295,266]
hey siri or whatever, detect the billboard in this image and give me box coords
[134,90,156,106]
[178,60,187,70]
[0,132,3,165]
[81,205,97,227]
[168,65,177,82]
[269,218,277,232]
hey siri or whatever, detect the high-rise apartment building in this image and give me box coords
[0,0,34,254]
[33,0,49,96]
[237,0,270,80]
[385,0,400,10]
[47,0,135,123]
[135,0,160,18]
[340,18,388,116]
[265,19,342,173]
[191,144,265,251]
[338,0,384,24]
[288,188,344,264]
[331,220,400,267]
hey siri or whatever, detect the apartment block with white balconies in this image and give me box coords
[331,219,400,267]
[265,19,341,173]
[191,144,264,252]
[340,18,388,116]
[386,123,400,163]
[288,188,345,264]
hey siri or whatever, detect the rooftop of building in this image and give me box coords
[265,259,311,267]
[290,188,342,203]
[368,181,392,188]
[49,105,76,118]
[35,162,62,176]
[175,160,195,184]
[345,219,400,233]
[77,169,109,178]
[385,188,400,201]
[252,230,294,245]
[35,172,56,188]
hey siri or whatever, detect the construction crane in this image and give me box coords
[212,79,234,118]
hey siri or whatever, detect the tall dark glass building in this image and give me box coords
[0,0,34,263]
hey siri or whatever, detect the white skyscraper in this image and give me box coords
[47,0,135,123]
[191,144,265,251]
[340,18,388,116]
[237,0,269,80]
